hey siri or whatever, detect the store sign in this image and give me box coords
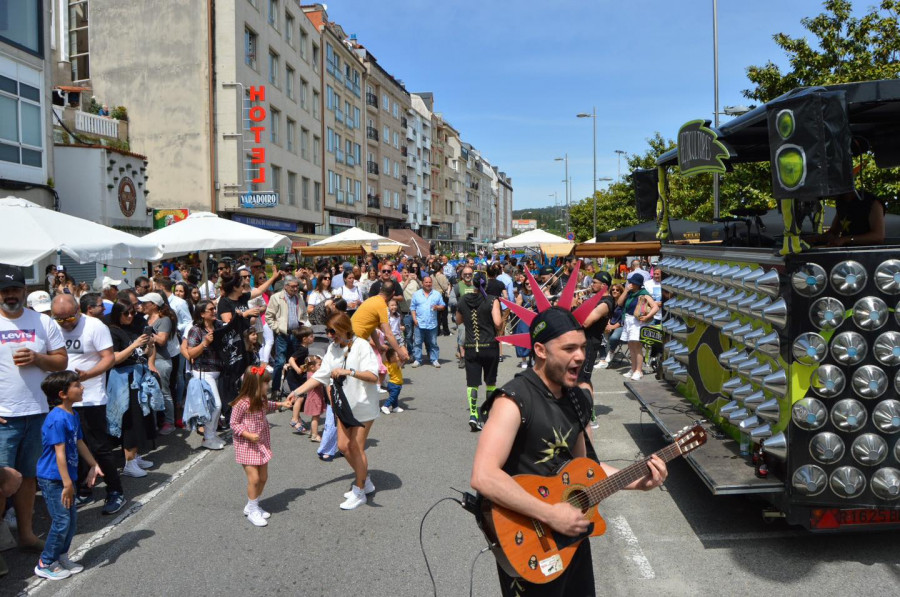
[329,215,356,227]
[677,120,729,176]
[153,209,189,229]
[512,219,537,231]
[247,86,267,187]
[232,214,296,232]
[239,192,279,208]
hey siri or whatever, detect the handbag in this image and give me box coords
[330,351,363,427]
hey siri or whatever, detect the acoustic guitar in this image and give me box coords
[478,424,707,584]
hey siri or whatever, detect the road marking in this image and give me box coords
[594,390,627,395]
[609,515,655,579]
[695,530,805,542]
[22,449,213,596]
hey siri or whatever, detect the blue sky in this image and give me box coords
[326,0,862,211]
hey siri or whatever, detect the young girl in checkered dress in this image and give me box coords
[229,365,293,527]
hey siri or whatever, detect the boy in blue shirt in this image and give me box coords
[34,371,103,580]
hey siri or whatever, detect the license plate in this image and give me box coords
[838,508,900,526]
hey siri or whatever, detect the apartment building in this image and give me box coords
[406,93,432,235]
[52,0,324,236]
[1,0,54,210]
[356,46,408,236]
[302,5,365,235]
[433,114,465,240]
[496,169,513,239]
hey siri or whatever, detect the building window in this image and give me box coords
[326,85,333,111]
[268,50,279,86]
[268,0,279,29]
[244,28,258,70]
[383,126,389,144]
[1,0,41,56]
[314,181,321,210]
[393,131,399,148]
[286,118,295,152]
[313,135,320,165]
[383,157,389,174]
[311,43,319,73]
[336,174,343,203]
[270,107,280,144]
[394,191,400,209]
[312,90,320,119]
[0,70,43,168]
[285,12,294,46]
[68,0,89,80]
[300,127,309,161]
[287,171,296,205]
[302,177,310,209]
[346,177,354,204]
[354,143,361,165]
[393,162,400,178]
[345,139,352,165]
[300,78,308,111]
[353,107,361,129]
[299,28,308,60]
[382,93,389,111]
[285,65,295,99]
[344,100,352,127]
[392,102,399,119]
[327,170,334,195]
[355,180,362,206]
[326,127,334,153]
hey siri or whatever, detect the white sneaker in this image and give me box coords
[377,387,388,394]
[201,438,225,450]
[247,509,268,526]
[243,504,271,519]
[34,561,71,580]
[623,371,635,378]
[631,372,643,381]
[58,553,84,574]
[594,360,610,370]
[343,477,376,498]
[340,485,367,510]
[121,459,147,478]
[391,406,404,414]
[410,361,422,368]
[380,405,391,415]
[432,360,441,368]
[135,455,154,469]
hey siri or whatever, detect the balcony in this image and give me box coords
[335,109,344,124]
[367,161,379,175]
[367,194,380,209]
[346,155,355,167]
[366,126,379,142]
[406,154,416,167]
[422,160,430,170]
[402,204,409,214]
[337,189,345,203]
[402,175,408,185]
[366,93,377,108]
[53,106,128,143]
[406,182,417,195]
[423,137,431,150]
[401,117,408,129]
[406,127,415,141]
[400,146,408,157]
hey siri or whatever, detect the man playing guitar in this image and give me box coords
[471,307,667,596]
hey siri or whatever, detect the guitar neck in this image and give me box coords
[584,442,682,507]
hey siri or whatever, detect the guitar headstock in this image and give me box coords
[673,423,707,455]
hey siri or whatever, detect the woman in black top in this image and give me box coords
[181,299,226,450]
[455,274,502,431]
[107,300,158,477]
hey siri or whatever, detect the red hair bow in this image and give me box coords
[250,366,265,376]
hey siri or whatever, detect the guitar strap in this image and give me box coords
[567,387,600,464]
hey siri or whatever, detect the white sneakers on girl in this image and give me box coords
[340,485,367,510]
[247,510,268,526]
[58,553,84,574]
[243,504,271,519]
[135,455,154,469]
[344,477,375,498]
[121,459,147,478]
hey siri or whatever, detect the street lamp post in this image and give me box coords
[577,108,597,239]
[614,149,626,182]
[712,0,721,219]
[554,155,569,235]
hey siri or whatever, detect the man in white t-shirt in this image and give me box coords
[0,264,67,555]
[51,294,124,514]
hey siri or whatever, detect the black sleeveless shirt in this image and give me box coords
[482,369,593,477]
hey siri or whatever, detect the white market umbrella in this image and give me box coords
[494,229,572,249]
[142,211,291,259]
[312,227,405,247]
[0,196,163,266]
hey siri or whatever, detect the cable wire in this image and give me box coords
[419,497,463,597]
[469,545,492,597]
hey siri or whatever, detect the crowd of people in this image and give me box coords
[0,248,665,582]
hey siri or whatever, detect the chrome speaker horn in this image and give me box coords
[743,327,766,349]
[730,266,754,289]
[851,365,888,399]
[718,347,741,366]
[741,268,766,291]
[762,432,788,459]
[721,320,742,339]
[732,383,756,402]
[851,434,888,467]
[874,259,900,294]
[852,296,889,331]
[755,331,781,357]
[831,398,868,432]
[749,296,772,319]
[727,408,750,423]
[791,263,827,297]
[792,464,827,496]
[810,296,846,330]
[872,399,900,434]
[749,363,773,385]
[743,390,767,412]
[761,369,788,398]
[756,398,782,423]
[736,292,759,310]
[719,400,740,415]
[811,364,846,398]
[830,466,867,499]
[717,288,738,307]
[726,291,748,309]
[873,332,900,366]
[831,331,868,366]
[711,308,732,325]
[719,265,742,286]
[871,468,900,501]
[831,260,867,295]
[728,352,753,371]
[792,398,828,431]
[720,377,744,398]
[731,323,755,344]
[670,320,690,341]
[754,269,781,298]
[736,358,761,377]
[792,332,828,365]
[750,423,773,440]
[738,415,760,431]
[761,298,788,330]
[671,366,688,383]
[809,432,845,465]
[671,345,690,365]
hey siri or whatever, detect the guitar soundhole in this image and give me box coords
[564,489,590,513]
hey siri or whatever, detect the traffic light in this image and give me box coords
[766,90,853,200]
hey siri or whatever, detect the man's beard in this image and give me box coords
[543,355,578,389]
[1,299,23,313]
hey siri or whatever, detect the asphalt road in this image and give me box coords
[3,335,900,596]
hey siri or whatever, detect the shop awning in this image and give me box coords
[574,241,662,258]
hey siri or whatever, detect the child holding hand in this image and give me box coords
[298,356,326,441]
[35,371,104,580]
[229,365,293,527]
[380,348,404,414]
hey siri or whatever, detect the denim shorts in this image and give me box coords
[0,413,46,477]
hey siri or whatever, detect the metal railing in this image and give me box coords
[366,126,378,141]
[367,161,379,174]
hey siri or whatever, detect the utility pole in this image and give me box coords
[712,0,721,218]
[555,154,569,234]
[615,149,626,182]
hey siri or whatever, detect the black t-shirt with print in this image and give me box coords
[110,323,150,367]
[217,291,251,319]
[482,368,592,477]
[585,296,616,342]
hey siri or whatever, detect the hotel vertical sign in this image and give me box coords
[241,85,279,208]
